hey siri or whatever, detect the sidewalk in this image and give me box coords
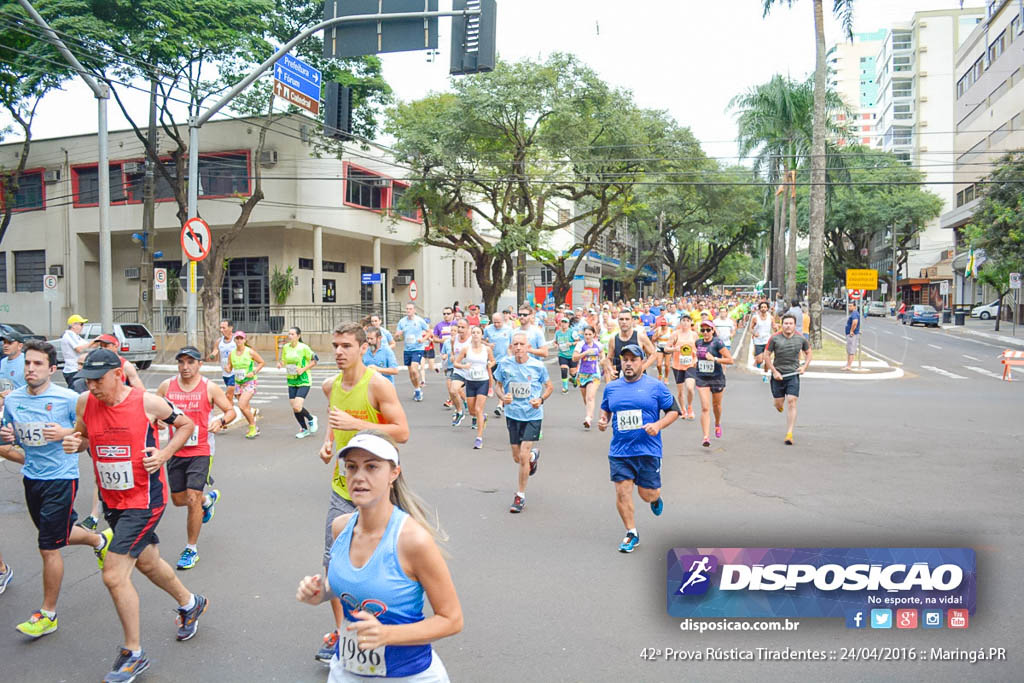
[940,317,1024,348]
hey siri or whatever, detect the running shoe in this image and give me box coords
[176,594,208,641]
[16,611,57,638]
[0,563,12,594]
[776,403,784,413]
[316,630,339,663]
[78,514,99,531]
[413,388,423,402]
[583,417,591,430]
[509,494,525,513]
[202,490,220,524]
[702,438,711,448]
[473,437,483,449]
[493,405,503,417]
[176,548,198,571]
[245,425,260,439]
[103,648,150,683]
[686,406,695,420]
[618,531,640,553]
[529,448,540,476]
[295,429,310,439]
[95,528,113,569]
[470,416,477,429]
[561,383,568,394]
[307,416,319,434]
[443,399,453,409]
[451,411,464,427]
[715,425,722,439]
[651,497,664,516]
[784,432,794,445]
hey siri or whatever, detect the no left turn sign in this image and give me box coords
[181,217,212,261]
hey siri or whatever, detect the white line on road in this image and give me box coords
[883,330,893,335]
[964,365,1002,379]
[963,354,981,361]
[921,365,967,379]
[928,344,942,350]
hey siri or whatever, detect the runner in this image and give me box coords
[59,314,91,388]
[447,320,472,427]
[367,315,395,349]
[315,322,409,664]
[516,306,549,359]
[363,327,400,384]
[62,348,208,682]
[667,314,698,421]
[554,317,580,393]
[0,340,108,638]
[694,320,734,447]
[454,326,495,449]
[396,303,430,402]
[597,343,680,553]
[465,303,482,327]
[227,331,265,439]
[492,332,553,514]
[156,346,236,570]
[749,300,775,374]
[207,319,238,410]
[571,326,604,429]
[651,318,674,383]
[483,313,513,417]
[1,330,27,402]
[604,309,656,381]
[712,307,736,350]
[297,430,462,681]
[764,313,812,445]
[277,327,319,439]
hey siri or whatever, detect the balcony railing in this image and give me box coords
[114,302,407,334]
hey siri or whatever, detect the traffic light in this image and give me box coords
[450,0,496,75]
[323,82,352,140]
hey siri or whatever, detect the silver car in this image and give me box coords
[52,323,157,369]
[865,301,888,317]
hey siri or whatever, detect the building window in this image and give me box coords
[14,249,45,292]
[72,164,126,205]
[0,252,6,292]
[313,278,337,303]
[390,182,419,221]
[464,261,470,288]
[540,266,555,286]
[1013,15,1021,37]
[893,79,912,98]
[894,103,912,120]
[988,31,1006,64]
[122,159,176,203]
[197,152,250,197]
[1,170,45,211]
[345,165,386,210]
[298,258,345,273]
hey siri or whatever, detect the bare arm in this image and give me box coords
[124,362,145,390]
[208,383,237,431]
[142,392,194,470]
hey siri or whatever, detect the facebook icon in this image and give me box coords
[846,610,867,629]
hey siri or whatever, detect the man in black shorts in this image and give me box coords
[764,314,812,445]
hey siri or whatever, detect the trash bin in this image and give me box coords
[942,310,952,324]
[954,312,966,326]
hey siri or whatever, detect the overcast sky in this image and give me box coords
[3,0,970,160]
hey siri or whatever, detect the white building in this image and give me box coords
[0,115,482,340]
[828,29,886,146]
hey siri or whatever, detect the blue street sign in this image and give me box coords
[361,273,383,285]
[273,53,321,102]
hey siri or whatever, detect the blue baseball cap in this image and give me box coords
[620,343,645,359]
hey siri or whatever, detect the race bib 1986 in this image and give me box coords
[340,620,386,676]
[97,460,134,490]
[617,409,643,431]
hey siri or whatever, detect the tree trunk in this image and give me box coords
[552,272,572,309]
[771,191,781,289]
[516,250,527,306]
[786,173,798,302]
[808,0,828,350]
[774,184,787,300]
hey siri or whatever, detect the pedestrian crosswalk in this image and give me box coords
[920,364,1005,381]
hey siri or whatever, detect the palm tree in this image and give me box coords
[763,0,854,348]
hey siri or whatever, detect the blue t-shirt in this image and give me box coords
[650,306,662,316]
[2,383,80,479]
[381,328,395,345]
[601,374,677,459]
[396,316,430,351]
[640,313,656,328]
[483,324,513,360]
[493,356,549,422]
[0,353,27,394]
[440,339,454,369]
[845,311,861,335]
[523,325,546,351]
[363,345,398,384]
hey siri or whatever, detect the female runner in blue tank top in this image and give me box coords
[297,431,462,682]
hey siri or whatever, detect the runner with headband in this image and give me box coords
[277,327,319,439]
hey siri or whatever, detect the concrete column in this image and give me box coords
[313,225,323,305]
[372,236,381,306]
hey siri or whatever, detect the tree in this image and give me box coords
[965,150,1024,330]
[387,54,651,313]
[763,0,855,349]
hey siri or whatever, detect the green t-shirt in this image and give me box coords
[280,342,316,386]
[554,329,579,358]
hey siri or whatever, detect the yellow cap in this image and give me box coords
[67,314,88,325]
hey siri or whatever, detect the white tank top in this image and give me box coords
[464,344,490,381]
[753,314,773,344]
[452,335,471,375]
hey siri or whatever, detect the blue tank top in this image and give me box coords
[327,507,432,677]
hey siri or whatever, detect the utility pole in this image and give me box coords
[891,224,898,300]
[138,78,157,328]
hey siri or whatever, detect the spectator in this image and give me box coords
[843,302,861,371]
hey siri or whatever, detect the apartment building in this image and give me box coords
[942,0,1024,313]
[828,29,886,146]
[0,115,482,337]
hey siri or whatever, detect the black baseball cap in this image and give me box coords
[175,346,203,361]
[77,349,122,379]
[620,343,645,359]
[1,330,24,342]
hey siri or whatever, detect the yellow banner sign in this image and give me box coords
[845,268,878,291]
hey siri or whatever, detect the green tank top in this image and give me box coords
[228,348,255,383]
[329,367,381,499]
[280,342,315,386]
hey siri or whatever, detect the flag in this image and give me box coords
[964,248,976,278]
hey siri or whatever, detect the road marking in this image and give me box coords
[928,344,942,350]
[963,354,981,361]
[883,330,893,335]
[964,365,1002,379]
[921,365,967,379]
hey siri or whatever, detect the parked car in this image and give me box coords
[51,323,157,369]
[0,323,48,344]
[865,300,888,317]
[902,304,940,327]
[970,300,1000,320]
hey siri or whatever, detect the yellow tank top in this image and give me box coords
[329,366,381,498]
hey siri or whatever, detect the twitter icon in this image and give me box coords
[871,609,892,629]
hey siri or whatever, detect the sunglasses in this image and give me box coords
[518,313,530,317]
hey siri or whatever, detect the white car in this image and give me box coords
[970,300,1000,320]
[865,301,887,317]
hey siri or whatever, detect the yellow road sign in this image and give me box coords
[846,268,878,291]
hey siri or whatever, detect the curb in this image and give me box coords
[744,328,903,381]
[939,325,1024,349]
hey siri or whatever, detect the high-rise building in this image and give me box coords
[827,29,887,147]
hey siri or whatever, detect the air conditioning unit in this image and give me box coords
[49,264,64,278]
[43,169,61,183]
[259,149,278,167]
[393,275,412,286]
[124,267,140,280]
[123,161,144,175]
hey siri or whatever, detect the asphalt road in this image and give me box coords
[1,338,1022,682]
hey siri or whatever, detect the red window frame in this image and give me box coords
[0,168,46,213]
[342,161,422,223]
[389,179,422,223]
